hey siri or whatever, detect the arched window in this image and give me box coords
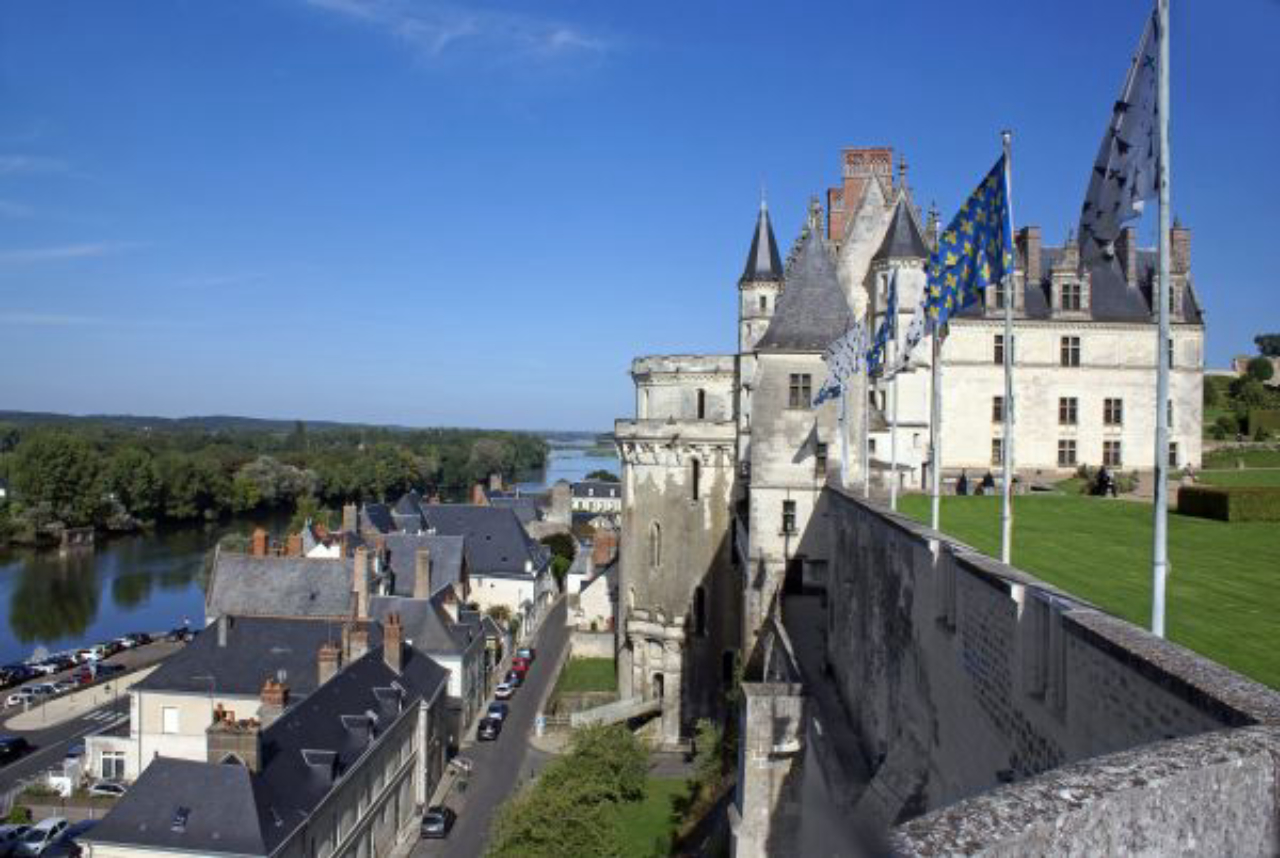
[691,459,701,501]
[693,587,707,637]
[649,522,661,569]
[696,389,706,419]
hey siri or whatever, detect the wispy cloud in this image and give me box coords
[0,241,141,264]
[303,0,609,62]
[0,312,105,327]
[0,154,68,175]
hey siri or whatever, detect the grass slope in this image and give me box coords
[897,493,1280,689]
[553,657,617,694]
[616,778,688,858]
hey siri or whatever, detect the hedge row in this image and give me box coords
[1177,485,1280,522]
[1248,409,1280,436]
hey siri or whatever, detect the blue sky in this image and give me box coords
[1,1,1276,431]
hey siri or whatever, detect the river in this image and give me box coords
[0,444,618,666]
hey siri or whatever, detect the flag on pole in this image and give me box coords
[813,320,866,405]
[866,269,899,377]
[1079,8,1159,264]
[924,157,1014,330]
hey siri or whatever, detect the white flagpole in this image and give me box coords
[1000,130,1017,566]
[862,372,872,499]
[930,329,943,531]
[840,382,849,488]
[1152,0,1171,637]
[889,320,900,512]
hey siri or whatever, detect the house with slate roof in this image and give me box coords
[570,480,621,516]
[83,614,450,858]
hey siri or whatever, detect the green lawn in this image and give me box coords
[615,777,688,858]
[1202,448,1280,469]
[554,657,617,694]
[897,493,1280,689]
[1197,469,1280,487]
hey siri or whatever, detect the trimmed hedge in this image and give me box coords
[1248,409,1280,436]
[1178,485,1280,522]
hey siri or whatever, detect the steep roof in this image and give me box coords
[420,505,548,579]
[135,615,359,698]
[756,225,853,352]
[369,594,476,656]
[380,533,465,597]
[207,553,354,622]
[571,480,620,499]
[741,200,784,283]
[872,199,929,262]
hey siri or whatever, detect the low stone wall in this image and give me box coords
[569,630,614,659]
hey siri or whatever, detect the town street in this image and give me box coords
[413,598,569,858]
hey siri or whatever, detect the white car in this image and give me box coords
[494,682,515,700]
[14,817,67,856]
[5,689,34,707]
[89,781,127,798]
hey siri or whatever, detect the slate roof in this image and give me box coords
[87,645,449,857]
[741,201,784,283]
[359,503,396,535]
[419,505,549,579]
[368,595,471,655]
[207,553,353,622]
[756,225,853,352]
[380,533,465,597]
[135,615,361,698]
[485,494,542,526]
[872,199,928,262]
[571,480,620,499]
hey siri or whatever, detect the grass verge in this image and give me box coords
[616,777,688,858]
[553,657,617,694]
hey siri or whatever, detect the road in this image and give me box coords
[413,598,570,858]
[0,697,129,795]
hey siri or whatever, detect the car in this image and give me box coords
[505,670,523,687]
[126,632,152,647]
[420,806,456,839]
[0,824,31,857]
[88,781,127,798]
[511,657,531,673]
[42,819,96,858]
[73,650,98,665]
[165,627,192,643]
[95,664,125,678]
[447,756,473,774]
[4,690,34,708]
[487,702,510,722]
[0,736,32,765]
[25,663,56,678]
[494,682,515,700]
[13,817,67,856]
[28,684,57,698]
[52,681,77,695]
[476,716,501,741]
[516,646,536,661]
[100,642,122,658]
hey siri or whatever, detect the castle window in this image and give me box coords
[691,459,701,501]
[1061,282,1082,311]
[1168,442,1179,468]
[649,523,661,569]
[992,396,1005,423]
[994,334,1005,365]
[994,281,1009,310]
[759,295,768,312]
[991,438,1004,466]
[1168,399,1174,427]
[782,500,797,535]
[788,374,813,409]
[1167,337,1175,369]
[693,587,707,637]
[1103,440,1123,467]
[1059,397,1078,425]
[1061,336,1081,367]
[1057,439,1077,467]
[1104,398,1124,426]
[815,442,828,476]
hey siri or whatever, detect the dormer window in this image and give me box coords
[1061,282,1081,311]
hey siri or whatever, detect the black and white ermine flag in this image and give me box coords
[1079,8,1159,264]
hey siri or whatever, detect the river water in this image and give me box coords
[0,445,618,665]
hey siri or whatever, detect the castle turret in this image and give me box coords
[738,198,784,353]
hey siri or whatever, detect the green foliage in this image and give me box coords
[11,431,107,527]
[551,555,571,589]
[692,719,724,794]
[288,494,334,533]
[486,603,512,624]
[1178,485,1280,522]
[554,658,617,694]
[1201,446,1280,469]
[1248,410,1280,438]
[541,533,576,562]
[1246,356,1275,382]
[1230,376,1269,409]
[1255,333,1280,357]
[1203,379,1221,409]
[585,469,620,482]
[5,805,31,824]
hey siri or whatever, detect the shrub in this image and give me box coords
[1246,356,1274,382]
[1178,485,1280,522]
[1248,409,1280,438]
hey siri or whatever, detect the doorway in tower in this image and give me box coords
[653,672,665,699]
[784,555,805,595]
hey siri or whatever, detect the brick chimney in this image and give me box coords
[414,548,432,599]
[318,642,342,686]
[251,528,268,557]
[383,613,403,674]
[488,472,504,493]
[285,533,303,557]
[342,503,358,534]
[259,678,289,727]
[207,712,262,772]
[353,547,370,620]
[1018,227,1042,284]
[343,621,369,663]
[1171,221,1191,273]
[1115,227,1138,287]
[470,483,487,506]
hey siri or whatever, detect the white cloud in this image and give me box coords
[0,241,140,263]
[303,0,609,61]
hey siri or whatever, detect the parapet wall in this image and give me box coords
[822,488,1280,850]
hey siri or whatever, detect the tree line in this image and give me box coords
[0,420,547,545]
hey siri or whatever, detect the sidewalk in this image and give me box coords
[5,665,159,731]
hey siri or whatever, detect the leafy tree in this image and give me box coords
[486,604,512,624]
[1230,377,1269,410]
[550,555,571,590]
[1246,356,1275,383]
[692,719,725,794]
[103,446,162,521]
[585,469,620,482]
[540,533,576,563]
[10,431,105,527]
[1203,379,1221,408]
[1255,333,1280,357]
[289,494,334,533]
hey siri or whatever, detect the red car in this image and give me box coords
[511,657,531,674]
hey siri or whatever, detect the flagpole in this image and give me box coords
[839,382,850,488]
[889,324,899,512]
[862,372,871,499]
[1000,130,1017,565]
[930,329,943,531]
[1152,0,1171,637]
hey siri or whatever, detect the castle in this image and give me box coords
[614,144,1206,746]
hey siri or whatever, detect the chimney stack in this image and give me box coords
[342,503,358,534]
[1171,221,1191,273]
[251,528,268,557]
[217,614,230,648]
[1018,226,1042,284]
[1116,227,1138,288]
[259,678,289,727]
[317,642,342,686]
[353,547,370,620]
[206,713,262,772]
[414,548,432,599]
[383,613,403,674]
[488,472,504,493]
[285,533,303,557]
[344,621,370,663]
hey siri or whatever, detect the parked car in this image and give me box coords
[14,817,67,856]
[126,632,152,647]
[0,736,33,764]
[447,756,473,774]
[88,781,126,799]
[0,824,31,857]
[28,683,57,698]
[505,669,523,687]
[25,663,57,678]
[52,681,77,695]
[420,806,456,839]
[476,717,501,741]
[43,819,96,858]
[100,641,122,658]
[73,650,99,665]
[487,702,509,722]
[516,647,536,661]
[4,690,34,708]
[511,657,531,673]
[494,682,515,700]
[165,627,193,643]
[95,664,125,679]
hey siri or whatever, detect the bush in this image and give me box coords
[1178,485,1280,522]
[1246,356,1275,382]
[1248,409,1280,438]
[1216,414,1241,436]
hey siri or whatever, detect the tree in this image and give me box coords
[10,432,106,527]
[550,555,571,590]
[540,533,576,563]
[289,494,334,533]
[1230,376,1269,410]
[1246,356,1275,383]
[103,446,162,521]
[1255,333,1280,357]
[585,469,619,482]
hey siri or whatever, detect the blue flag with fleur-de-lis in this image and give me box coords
[925,156,1014,330]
